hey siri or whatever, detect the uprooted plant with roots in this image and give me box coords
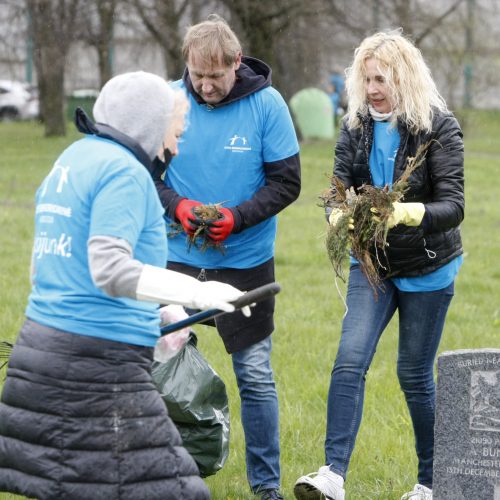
[168,203,226,253]
[320,141,435,291]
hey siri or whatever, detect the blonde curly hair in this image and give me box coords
[345,29,448,133]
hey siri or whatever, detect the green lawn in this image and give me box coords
[0,110,499,499]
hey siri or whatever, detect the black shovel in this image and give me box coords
[160,282,281,335]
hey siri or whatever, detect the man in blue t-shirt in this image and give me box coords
[154,14,301,500]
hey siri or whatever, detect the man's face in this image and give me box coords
[187,50,241,105]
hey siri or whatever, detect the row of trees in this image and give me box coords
[1,0,497,136]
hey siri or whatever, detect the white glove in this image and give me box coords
[154,304,191,362]
[159,304,189,325]
[136,264,250,314]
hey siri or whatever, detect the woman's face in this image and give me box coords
[364,58,393,114]
[160,108,187,159]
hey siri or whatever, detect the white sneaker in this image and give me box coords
[294,466,345,500]
[401,484,432,499]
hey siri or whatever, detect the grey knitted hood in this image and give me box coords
[93,71,174,160]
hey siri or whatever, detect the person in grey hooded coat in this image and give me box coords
[0,71,247,500]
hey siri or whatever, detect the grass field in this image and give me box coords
[0,110,499,499]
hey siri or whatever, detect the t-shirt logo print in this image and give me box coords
[224,134,251,153]
[40,162,70,196]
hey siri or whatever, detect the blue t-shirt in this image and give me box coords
[366,121,462,291]
[369,121,399,187]
[26,136,168,347]
[164,81,300,269]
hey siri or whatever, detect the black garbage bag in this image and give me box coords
[152,332,230,477]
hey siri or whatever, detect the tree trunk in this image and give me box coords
[130,0,187,80]
[97,45,113,88]
[37,46,66,136]
[96,0,116,87]
[28,0,80,136]
[29,2,65,136]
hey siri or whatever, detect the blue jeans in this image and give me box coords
[232,335,280,492]
[325,265,454,488]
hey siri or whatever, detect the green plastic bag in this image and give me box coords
[152,332,230,477]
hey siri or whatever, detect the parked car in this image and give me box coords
[0,80,39,121]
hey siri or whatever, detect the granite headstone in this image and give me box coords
[433,349,500,500]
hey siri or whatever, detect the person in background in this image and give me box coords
[327,67,346,127]
[0,71,249,500]
[154,14,301,500]
[327,81,342,127]
[329,68,345,101]
[294,30,464,500]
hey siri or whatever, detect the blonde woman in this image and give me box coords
[294,30,464,500]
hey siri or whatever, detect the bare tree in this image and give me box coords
[322,0,464,41]
[218,0,300,67]
[318,0,476,105]
[81,0,118,88]
[413,0,464,45]
[127,0,189,80]
[215,0,322,97]
[27,0,81,136]
[323,0,369,36]
[0,1,30,81]
[0,0,493,135]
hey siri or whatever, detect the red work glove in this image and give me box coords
[207,207,235,242]
[175,199,202,236]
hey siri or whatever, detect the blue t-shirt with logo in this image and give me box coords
[26,136,168,347]
[369,121,400,187]
[364,121,462,291]
[164,81,299,269]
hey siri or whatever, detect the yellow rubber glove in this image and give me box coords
[329,208,354,230]
[328,208,343,227]
[387,202,425,228]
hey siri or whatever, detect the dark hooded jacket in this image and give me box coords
[334,109,464,277]
[153,56,301,233]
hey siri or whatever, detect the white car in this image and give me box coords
[0,80,39,121]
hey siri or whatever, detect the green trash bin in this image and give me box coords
[66,89,99,122]
[290,87,335,140]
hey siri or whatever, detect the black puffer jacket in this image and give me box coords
[334,109,464,277]
[0,320,210,500]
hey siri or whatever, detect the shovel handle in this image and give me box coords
[160,282,281,336]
